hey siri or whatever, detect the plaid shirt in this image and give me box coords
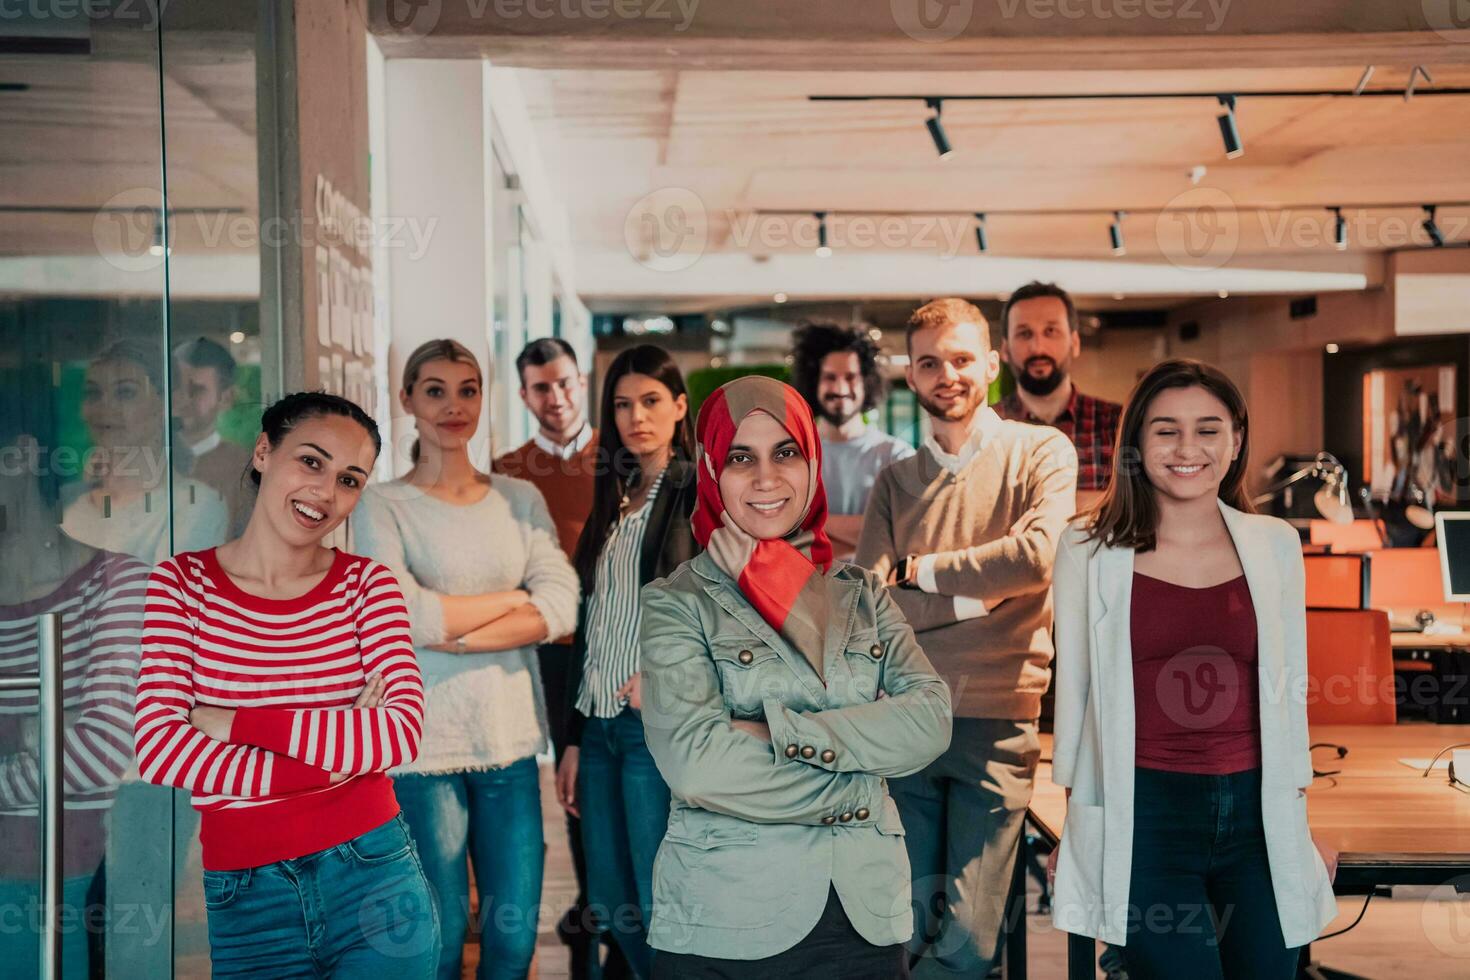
[995,386,1122,491]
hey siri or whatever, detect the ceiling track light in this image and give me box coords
[812,85,1470,107]
[924,98,953,160]
[1216,95,1243,159]
[149,210,170,257]
[1423,205,1445,247]
[974,212,988,253]
[1109,211,1127,256]
[1331,207,1348,250]
[1406,65,1434,101]
[814,211,832,257]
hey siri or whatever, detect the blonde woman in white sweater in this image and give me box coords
[353,339,578,980]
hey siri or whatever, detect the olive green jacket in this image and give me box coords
[640,552,953,959]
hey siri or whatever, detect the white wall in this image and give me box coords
[368,52,592,474]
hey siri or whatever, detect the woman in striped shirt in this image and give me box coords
[555,345,700,979]
[134,392,437,977]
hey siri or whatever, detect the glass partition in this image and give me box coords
[1,5,270,976]
[0,8,172,978]
[155,6,265,976]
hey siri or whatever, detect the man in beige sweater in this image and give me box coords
[856,298,1077,977]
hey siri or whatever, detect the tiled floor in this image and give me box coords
[462,761,1470,979]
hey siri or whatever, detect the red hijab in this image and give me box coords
[693,376,834,673]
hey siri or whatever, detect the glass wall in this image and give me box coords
[1,5,267,977]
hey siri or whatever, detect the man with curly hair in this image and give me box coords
[789,320,914,558]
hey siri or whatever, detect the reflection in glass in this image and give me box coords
[58,342,227,565]
[172,337,257,537]
[1,358,148,979]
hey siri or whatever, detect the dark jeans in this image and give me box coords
[652,886,909,980]
[890,718,1039,977]
[539,643,590,903]
[394,759,545,980]
[578,709,671,980]
[1124,767,1298,980]
[203,814,440,978]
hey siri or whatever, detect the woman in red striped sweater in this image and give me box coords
[134,392,438,977]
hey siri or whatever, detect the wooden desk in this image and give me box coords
[1391,631,1470,651]
[1023,725,1470,979]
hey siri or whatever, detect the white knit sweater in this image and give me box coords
[350,475,580,774]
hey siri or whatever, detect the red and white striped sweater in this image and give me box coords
[134,548,426,870]
[1,550,148,877]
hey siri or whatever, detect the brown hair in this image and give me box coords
[401,338,482,464]
[905,298,989,353]
[1000,281,1079,337]
[572,344,695,594]
[1082,358,1254,551]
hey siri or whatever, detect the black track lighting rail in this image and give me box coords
[809,88,1470,103]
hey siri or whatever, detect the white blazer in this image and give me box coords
[1049,499,1338,947]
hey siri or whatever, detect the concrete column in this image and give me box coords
[377,58,494,476]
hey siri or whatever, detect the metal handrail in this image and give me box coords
[25,613,65,980]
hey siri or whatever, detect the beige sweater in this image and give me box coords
[855,419,1077,720]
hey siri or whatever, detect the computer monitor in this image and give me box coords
[1435,512,1470,601]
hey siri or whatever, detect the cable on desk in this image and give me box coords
[1310,741,1348,778]
[1315,892,1375,941]
[1421,741,1470,777]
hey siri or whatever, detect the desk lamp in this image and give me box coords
[1253,452,1353,524]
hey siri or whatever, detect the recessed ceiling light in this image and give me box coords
[773,292,788,304]
[1325,343,1340,354]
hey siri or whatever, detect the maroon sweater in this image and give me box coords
[1130,572,1262,775]
[494,433,598,564]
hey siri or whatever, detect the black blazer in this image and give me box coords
[566,457,699,746]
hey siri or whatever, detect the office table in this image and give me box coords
[1391,632,1470,650]
[1022,724,1470,980]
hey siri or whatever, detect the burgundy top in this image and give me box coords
[1130,572,1262,774]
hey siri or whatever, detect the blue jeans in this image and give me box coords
[1124,767,1298,980]
[578,710,671,980]
[393,758,545,980]
[203,813,440,978]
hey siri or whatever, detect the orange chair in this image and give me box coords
[1304,609,1396,725]
[1367,547,1444,608]
[1303,553,1369,609]
[1309,519,1386,552]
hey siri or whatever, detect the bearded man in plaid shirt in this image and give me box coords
[995,281,1122,508]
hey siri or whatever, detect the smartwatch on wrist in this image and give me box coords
[895,554,918,588]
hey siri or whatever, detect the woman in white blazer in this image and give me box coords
[1047,359,1338,980]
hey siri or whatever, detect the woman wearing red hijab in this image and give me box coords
[640,376,952,978]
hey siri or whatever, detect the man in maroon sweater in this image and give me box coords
[493,337,616,978]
